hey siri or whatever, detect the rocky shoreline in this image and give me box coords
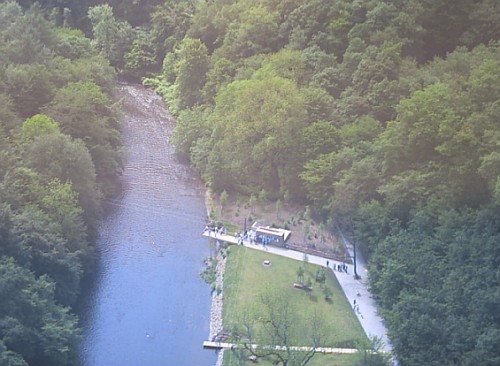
[205,189,226,366]
[208,249,226,366]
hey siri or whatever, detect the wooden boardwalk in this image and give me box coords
[203,341,360,354]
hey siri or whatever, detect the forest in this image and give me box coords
[0,1,123,364]
[0,0,499,365]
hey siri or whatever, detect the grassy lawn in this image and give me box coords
[224,351,369,366]
[222,245,369,365]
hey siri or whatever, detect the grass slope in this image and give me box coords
[222,245,368,365]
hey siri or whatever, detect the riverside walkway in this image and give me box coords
[202,229,393,354]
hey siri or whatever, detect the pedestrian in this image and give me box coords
[326,260,329,268]
[353,299,356,306]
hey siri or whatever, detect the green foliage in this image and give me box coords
[369,204,500,365]
[0,2,57,65]
[0,257,81,366]
[88,4,133,68]
[4,63,55,118]
[124,28,158,78]
[214,5,281,61]
[0,3,121,364]
[26,132,101,230]
[151,0,195,61]
[21,114,59,142]
[171,106,210,160]
[44,81,122,197]
[200,255,218,288]
[173,38,209,110]
[0,93,20,132]
[315,267,326,284]
[205,76,308,197]
[53,27,93,60]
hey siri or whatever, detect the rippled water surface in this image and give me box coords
[79,83,217,366]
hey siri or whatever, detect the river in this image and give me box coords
[78,83,217,366]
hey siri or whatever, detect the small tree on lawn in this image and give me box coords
[315,268,326,284]
[296,266,304,284]
[303,253,310,274]
[236,291,328,366]
[323,285,332,301]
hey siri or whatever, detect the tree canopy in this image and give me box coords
[0,2,122,364]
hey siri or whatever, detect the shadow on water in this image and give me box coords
[78,83,217,366]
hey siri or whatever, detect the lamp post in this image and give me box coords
[353,235,360,279]
[351,220,360,280]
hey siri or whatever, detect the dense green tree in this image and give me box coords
[0,93,20,133]
[3,63,54,118]
[151,0,195,61]
[201,57,236,104]
[53,27,93,60]
[162,37,209,111]
[88,4,133,68]
[206,76,308,198]
[302,121,339,162]
[0,339,27,366]
[282,0,353,55]
[124,28,158,78]
[40,179,88,255]
[44,81,122,197]
[26,132,101,231]
[0,257,81,365]
[368,204,500,366]
[0,2,57,65]
[21,114,59,142]
[11,206,83,305]
[215,5,281,61]
[171,106,211,160]
[0,2,121,364]
[106,0,164,28]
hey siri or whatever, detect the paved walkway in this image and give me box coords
[202,229,393,354]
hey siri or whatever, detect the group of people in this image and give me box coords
[335,263,349,273]
[235,230,256,245]
[326,260,349,273]
[204,224,227,237]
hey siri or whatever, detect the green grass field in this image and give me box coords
[222,245,369,365]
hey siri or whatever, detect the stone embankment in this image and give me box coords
[208,249,226,366]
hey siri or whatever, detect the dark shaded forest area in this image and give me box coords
[0,0,499,365]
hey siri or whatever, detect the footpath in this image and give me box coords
[202,229,393,355]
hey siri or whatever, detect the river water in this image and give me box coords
[78,83,217,366]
